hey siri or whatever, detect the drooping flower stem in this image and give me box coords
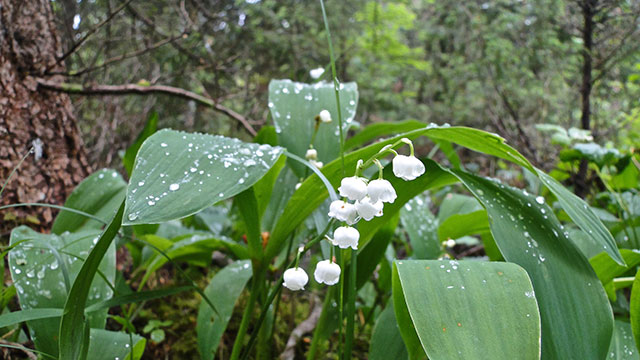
[355,138,409,176]
[319,0,345,178]
[239,219,336,360]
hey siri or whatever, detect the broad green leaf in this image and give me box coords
[236,188,263,262]
[630,269,640,352]
[124,129,283,225]
[450,169,613,359]
[400,196,440,259]
[8,227,115,357]
[345,119,424,150]
[0,308,61,328]
[123,111,158,176]
[537,171,624,265]
[356,212,399,289]
[369,300,408,360]
[436,193,482,222]
[590,250,640,286]
[392,264,426,360]
[59,202,124,360]
[87,329,145,360]
[52,169,126,234]
[608,320,640,360]
[197,260,252,360]
[438,210,489,241]
[268,80,358,176]
[394,260,540,359]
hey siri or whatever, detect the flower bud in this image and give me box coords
[332,226,360,250]
[367,179,397,203]
[338,176,368,201]
[305,148,318,160]
[355,196,384,221]
[392,155,425,181]
[314,260,341,285]
[310,159,323,168]
[319,109,332,123]
[283,267,308,291]
[328,200,358,225]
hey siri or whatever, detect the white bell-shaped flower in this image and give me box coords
[367,179,397,203]
[305,148,318,160]
[310,67,325,79]
[319,109,332,123]
[338,176,368,201]
[332,226,360,250]
[283,267,308,291]
[328,200,359,225]
[314,260,341,285]
[392,155,425,181]
[310,160,323,169]
[355,196,384,221]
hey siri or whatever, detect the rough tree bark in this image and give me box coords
[0,0,91,234]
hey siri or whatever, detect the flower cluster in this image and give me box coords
[283,131,426,291]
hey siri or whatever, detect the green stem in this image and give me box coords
[240,219,336,360]
[307,286,336,360]
[343,248,357,359]
[319,0,345,178]
[230,271,264,360]
[338,249,345,357]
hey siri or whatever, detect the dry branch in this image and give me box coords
[36,78,257,136]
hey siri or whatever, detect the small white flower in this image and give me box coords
[392,155,425,181]
[319,110,332,123]
[295,182,302,190]
[314,260,341,285]
[355,196,384,221]
[338,176,368,201]
[328,200,358,225]
[305,148,318,160]
[444,239,456,248]
[310,67,325,79]
[283,267,308,291]
[310,160,323,168]
[332,226,360,250]
[367,179,397,203]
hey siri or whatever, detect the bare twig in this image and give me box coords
[53,0,135,68]
[36,78,257,136]
[49,33,186,77]
[280,297,323,360]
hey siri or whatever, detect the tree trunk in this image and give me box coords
[0,0,91,234]
[575,0,596,198]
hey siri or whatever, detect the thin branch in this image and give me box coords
[48,33,186,77]
[53,0,135,67]
[36,78,257,136]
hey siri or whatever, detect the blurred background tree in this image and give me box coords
[4,0,639,210]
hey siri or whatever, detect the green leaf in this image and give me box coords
[197,260,252,360]
[52,169,126,234]
[0,308,61,328]
[87,329,145,360]
[449,169,614,359]
[438,210,489,242]
[8,227,116,357]
[436,193,482,222]
[630,270,640,352]
[400,196,440,259]
[369,300,408,360]
[124,129,283,225]
[393,260,540,359]
[345,119,424,151]
[59,202,124,360]
[150,329,165,343]
[536,171,624,266]
[123,111,158,176]
[268,80,358,176]
[590,250,640,286]
[608,320,640,360]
